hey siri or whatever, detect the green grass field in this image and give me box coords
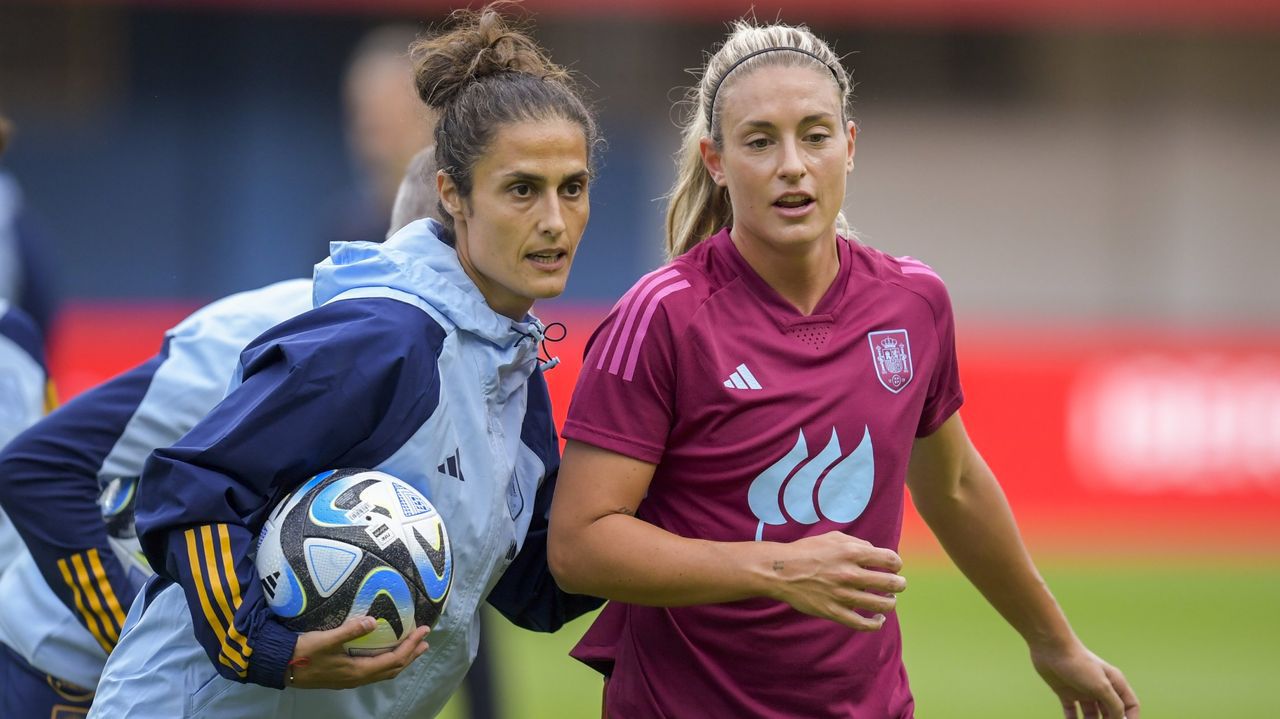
[438,558,1280,718]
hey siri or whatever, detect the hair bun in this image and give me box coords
[412,3,568,109]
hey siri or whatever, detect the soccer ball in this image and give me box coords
[255,468,453,655]
[98,476,155,588]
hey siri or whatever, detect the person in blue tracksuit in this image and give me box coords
[0,278,314,718]
[0,300,70,714]
[0,298,48,565]
[88,7,600,718]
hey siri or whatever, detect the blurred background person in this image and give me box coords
[0,112,54,568]
[0,113,69,717]
[0,111,60,339]
[330,24,437,246]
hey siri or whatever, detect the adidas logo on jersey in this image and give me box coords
[437,450,465,481]
[723,363,762,390]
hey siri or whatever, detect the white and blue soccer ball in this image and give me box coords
[255,468,453,655]
[99,476,155,589]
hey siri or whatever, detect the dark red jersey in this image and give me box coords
[564,228,964,718]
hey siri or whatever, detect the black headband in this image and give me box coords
[706,46,843,133]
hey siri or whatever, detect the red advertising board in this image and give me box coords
[945,324,1280,556]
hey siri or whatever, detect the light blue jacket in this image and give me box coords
[90,219,590,718]
[0,279,312,689]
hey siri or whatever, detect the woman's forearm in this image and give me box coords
[914,459,1077,651]
[549,441,907,628]
[551,510,780,605]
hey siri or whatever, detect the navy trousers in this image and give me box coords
[0,642,94,718]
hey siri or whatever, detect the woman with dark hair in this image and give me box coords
[88,6,601,717]
[549,18,1139,719]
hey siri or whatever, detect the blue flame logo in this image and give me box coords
[747,427,875,541]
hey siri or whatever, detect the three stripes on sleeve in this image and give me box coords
[55,548,127,655]
[183,523,254,678]
[57,523,254,676]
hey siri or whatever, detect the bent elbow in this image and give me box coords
[0,447,33,508]
[547,527,586,595]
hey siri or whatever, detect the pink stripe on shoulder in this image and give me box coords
[902,266,941,279]
[896,256,942,281]
[598,268,683,373]
[623,279,691,381]
[595,267,679,371]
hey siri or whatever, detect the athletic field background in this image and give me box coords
[50,304,1280,717]
[437,557,1280,718]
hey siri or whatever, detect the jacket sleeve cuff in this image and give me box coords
[246,618,298,689]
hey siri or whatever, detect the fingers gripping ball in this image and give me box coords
[255,469,453,655]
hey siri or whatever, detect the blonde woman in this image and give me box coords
[550,20,1139,719]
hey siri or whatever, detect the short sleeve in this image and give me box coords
[914,273,964,437]
[562,276,686,465]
